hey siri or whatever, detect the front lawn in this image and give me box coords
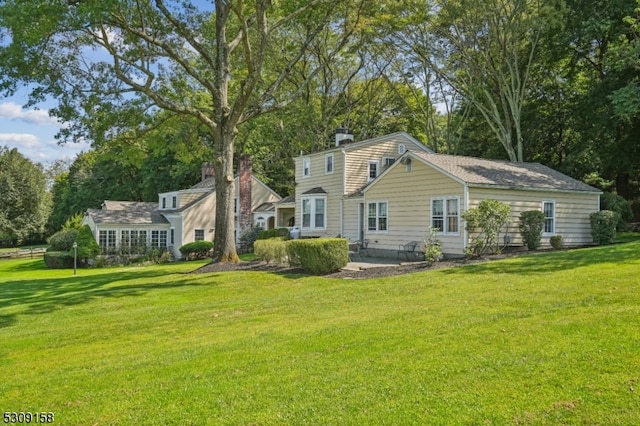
[1,240,639,424]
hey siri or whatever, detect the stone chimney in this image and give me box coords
[335,127,354,146]
[201,162,215,181]
[238,154,253,238]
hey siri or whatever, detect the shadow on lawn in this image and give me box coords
[0,268,210,329]
[444,242,640,276]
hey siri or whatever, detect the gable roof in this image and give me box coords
[367,151,601,194]
[102,200,158,211]
[86,208,169,225]
[298,131,433,158]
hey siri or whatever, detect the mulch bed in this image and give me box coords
[191,254,519,279]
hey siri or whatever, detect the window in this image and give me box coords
[151,230,167,248]
[170,228,175,246]
[431,197,459,234]
[98,230,116,252]
[302,158,311,178]
[383,157,395,168]
[161,197,166,209]
[398,144,406,154]
[256,216,266,229]
[368,160,379,181]
[543,201,555,234]
[301,196,326,229]
[325,153,334,174]
[194,229,205,241]
[406,158,412,172]
[172,196,177,209]
[368,201,388,232]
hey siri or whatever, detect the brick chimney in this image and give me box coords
[201,162,215,181]
[335,127,353,146]
[238,154,253,238]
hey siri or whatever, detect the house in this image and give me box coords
[290,130,601,258]
[288,130,434,242]
[82,156,282,259]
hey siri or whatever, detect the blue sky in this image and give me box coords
[0,89,91,166]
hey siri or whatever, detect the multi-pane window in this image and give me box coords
[302,158,311,177]
[170,228,175,246]
[162,197,166,209]
[368,161,379,181]
[383,157,395,167]
[431,197,459,234]
[543,201,555,234]
[398,144,406,154]
[301,196,326,229]
[194,229,205,241]
[325,153,334,174]
[368,202,388,232]
[98,230,117,252]
[172,196,177,208]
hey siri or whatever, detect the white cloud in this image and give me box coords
[0,133,40,148]
[0,102,60,126]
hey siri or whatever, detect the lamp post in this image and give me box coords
[72,241,77,276]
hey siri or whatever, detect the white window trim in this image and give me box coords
[194,229,205,241]
[368,160,380,182]
[325,153,334,174]
[161,197,166,209]
[398,144,406,154]
[542,200,556,236]
[302,158,311,178]
[172,195,177,209]
[431,196,461,235]
[301,195,327,230]
[367,200,388,233]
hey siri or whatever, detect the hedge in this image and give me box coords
[254,237,288,264]
[44,251,74,269]
[590,210,619,245]
[179,241,213,260]
[286,238,348,274]
[257,228,291,240]
[519,210,545,250]
[47,228,79,251]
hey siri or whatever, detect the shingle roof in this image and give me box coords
[302,187,327,195]
[277,194,295,204]
[254,202,276,212]
[86,208,169,225]
[102,200,158,211]
[189,177,216,190]
[411,151,600,193]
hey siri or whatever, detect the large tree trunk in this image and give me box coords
[212,127,240,263]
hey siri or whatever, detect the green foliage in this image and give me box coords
[73,225,100,261]
[43,251,74,269]
[257,228,291,240]
[518,210,545,250]
[0,147,50,245]
[286,238,348,274]
[463,199,511,257]
[422,228,442,264]
[47,228,79,252]
[550,235,564,250]
[239,226,264,252]
[254,238,288,264]
[179,241,213,260]
[62,212,85,231]
[600,192,633,231]
[590,210,619,245]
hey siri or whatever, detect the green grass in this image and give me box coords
[1,238,639,425]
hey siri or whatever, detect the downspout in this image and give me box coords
[463,184,469,253]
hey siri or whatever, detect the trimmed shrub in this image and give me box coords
[463,199,511,257]
[600,192,633,231]
[254,237,288,264]
[179,241,213,260]
[590,210,619,245]
[73,225,100,263]
[286,238,348,274]
[239,226,263,252]
[519,210,545,250]
[550,235,564,250]
[258,228,291,240]
[44,251,74,269]
[47,228,79,251]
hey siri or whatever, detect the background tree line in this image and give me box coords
[1,0,638,249]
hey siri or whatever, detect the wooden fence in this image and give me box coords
[0,247,47,260]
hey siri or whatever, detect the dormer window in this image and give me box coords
[161,197,166,209]
[172,195,177,209]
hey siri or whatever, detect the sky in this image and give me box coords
[0,89,91,167]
